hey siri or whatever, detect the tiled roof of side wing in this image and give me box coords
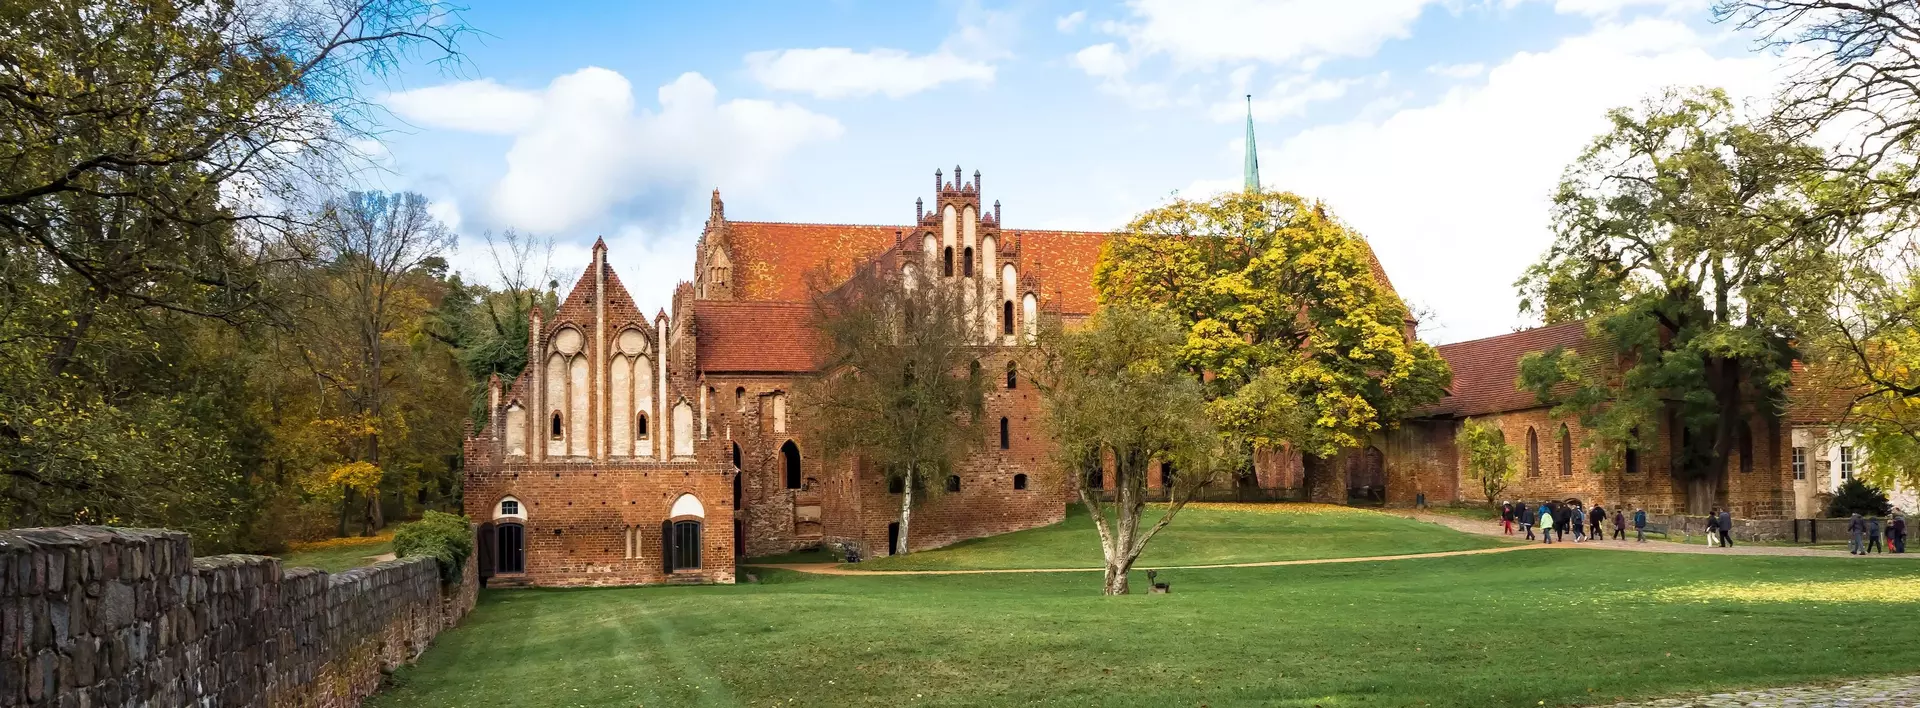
[1428,320,1598,417]
[729,222,905,302]
[693,300,820,373]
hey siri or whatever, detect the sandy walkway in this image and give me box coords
[1397,511,1920,559]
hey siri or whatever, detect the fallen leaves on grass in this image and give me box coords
[1651,578,1920,604]
[285,530,396,552]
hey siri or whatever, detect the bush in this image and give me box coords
[1826,478,1892,518]
[392,511,473,585]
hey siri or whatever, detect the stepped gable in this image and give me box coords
[694,300,819,373]
[728,222,903,302]
[1428,320,1597,417]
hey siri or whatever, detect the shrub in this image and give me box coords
[1827,478,1892,518]
[393,511,473,585]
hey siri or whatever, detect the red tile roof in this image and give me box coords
[1429,320,1597,417]
[729,222,904,303]
[693,301,820,373]
[726,221,1399,319]
[1785,360,1866,424]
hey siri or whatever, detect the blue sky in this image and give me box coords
[366,0,1790,344]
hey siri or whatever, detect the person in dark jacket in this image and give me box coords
[1633,507,1647,543]
[1849,513,1866,555]
[1500,502,1514,535]
[1869,516,1885,554]
[1554,503,1572,542]
[1894,514,1907,553]
[1612,509,1626,540]
[1705,512,1722,548]
[1718,509,1734,548]
[1589,504,1606,540]
[1520,502,1534,540]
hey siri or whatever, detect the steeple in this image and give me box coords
[1244,95,1260,194]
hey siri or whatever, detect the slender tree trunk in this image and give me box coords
[896,466,914,555]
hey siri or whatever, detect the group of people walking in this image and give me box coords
[1499,500,1644,543]
[1847,513,1908,555]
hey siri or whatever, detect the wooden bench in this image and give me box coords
[1638,522,1672,539]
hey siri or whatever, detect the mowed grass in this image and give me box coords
[370,549,1920,707]
[848,503,1510,571]
[276,533,395,573]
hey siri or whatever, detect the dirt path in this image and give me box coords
[1397,511,1920,559]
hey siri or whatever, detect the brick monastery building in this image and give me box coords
[461,167,1835,587]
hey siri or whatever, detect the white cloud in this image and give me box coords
[1427,62,1487,79]
[1260,19,1787,344]
[1056,10,1088,32]
[746,1,1012,100]
[1215,73,1377,121]
[1102,0,1438,69]
[385,68,842,234]
[1074,42,1171,107]
[384,79,542,134]
[426,198,462,233]
[1548,0,1709,17]
[744,48,995,99]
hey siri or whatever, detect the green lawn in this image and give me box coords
[276,536,394,573]
[845,503,1510,571]
[371,550,1920,707]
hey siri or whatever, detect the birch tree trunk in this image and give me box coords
[896,466,915,555]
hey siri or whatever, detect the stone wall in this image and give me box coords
[0,525,476,708]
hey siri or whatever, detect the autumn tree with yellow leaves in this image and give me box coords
[1094,190,1451,500]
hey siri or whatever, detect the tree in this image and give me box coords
[1716,1,1920,170]
[294,192,456,533]
[1456,419,1518,511]
[436,230,559,423]
[0,0,465,547]
[797,262,989,555]
[1516,87,1862,513]
[1095,190,1450,498]
[1035,306,1233,595]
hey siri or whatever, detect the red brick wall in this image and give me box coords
[462,461,736,586]
[1444,408,1793,517]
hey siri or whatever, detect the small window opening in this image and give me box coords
[963,247,974,276]
[1003,301,1014,335]
[999,417,1010,450]
[1005,360,1017,389]
[946,475,961,492]
[943,246,954,276]
[1013,473,1028,490]
[735,386,746,411]
[888,476,905,494]
[636,412,649,439]
[500,499,520,516]
[550,412,564,440]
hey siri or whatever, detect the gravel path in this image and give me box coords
[1399,512,1920,559]
[745,542,1545,575]
[1590,675,1920,707]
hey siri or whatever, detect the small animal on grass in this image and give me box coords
[1147,570,1170,594]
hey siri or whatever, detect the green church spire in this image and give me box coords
[1243,94,1260,193]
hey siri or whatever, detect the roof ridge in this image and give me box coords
[1435,319,1590,350]
[729,219,1112,236]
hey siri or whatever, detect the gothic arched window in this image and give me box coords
[1526,427,1540,477]
[1559,424,1573,476]
[782,441,802,489]
[1000,417,1010,450]
[1005,360,1017,389]
[963,247,974,276]
[946,475,961,492]
[1002,301,1014,335]
[550,411,564,440]
[943,246,954,277]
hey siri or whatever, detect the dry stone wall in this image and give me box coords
[0,525,477,708]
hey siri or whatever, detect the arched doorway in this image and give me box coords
[493,496,527,574]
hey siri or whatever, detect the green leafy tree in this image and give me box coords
[1035,306,1234,595]
[1457,419,1518,511]
[797,263,989,555]
[1516,87,1863,513]
[1095,190,1450,497]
